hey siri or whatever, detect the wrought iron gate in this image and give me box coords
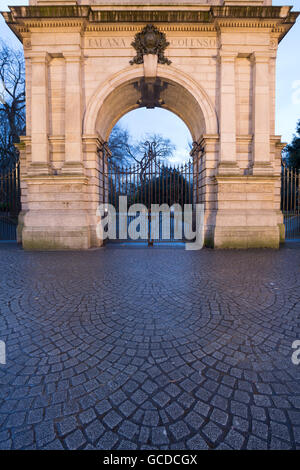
[0,162,21,241]
[281,163,300,240]
[104,152,195,244]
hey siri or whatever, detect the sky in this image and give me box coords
[0,0,299,162]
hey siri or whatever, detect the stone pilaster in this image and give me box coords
[251,52,272,175]
[28,52,50,175]
[197,135,219,247]
[218,51,240,176]
[62,52,84,174]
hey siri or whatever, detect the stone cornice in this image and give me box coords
[2,5,298,43]
[85,24,216,32]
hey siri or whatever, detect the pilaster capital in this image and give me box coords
[82,134,103,153]
[26,51,51,64]
[199,134,219,153]
[63,51,83,63]
[201,134,219,143]
[250,51,271,63]
[217,50,238,63]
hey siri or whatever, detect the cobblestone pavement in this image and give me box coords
[0,242,300,450]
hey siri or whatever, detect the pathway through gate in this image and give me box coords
[102,146,196,245]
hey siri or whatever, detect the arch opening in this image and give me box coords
[109,107,192,165]
[95,77,206,143]
[83,66,219,247]
[83,65,219,142]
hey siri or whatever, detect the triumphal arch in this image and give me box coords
[2,1,298,249]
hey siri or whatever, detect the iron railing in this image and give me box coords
[0,162,21,241]
[104,156,195,243]
[281,163,300,240]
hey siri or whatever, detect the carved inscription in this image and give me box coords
[85,37,217,49]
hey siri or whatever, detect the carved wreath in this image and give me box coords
[130,24,171,66]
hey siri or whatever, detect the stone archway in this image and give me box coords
[3,1,298,249]
[83,65,218,141]
[83,65,219,247]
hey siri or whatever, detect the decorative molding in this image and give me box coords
[2,5,298,45]
[236,135,253,142]
[24,174,89,184]
[130,24,171,66]
[85,25,216,33]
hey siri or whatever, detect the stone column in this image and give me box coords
[29,52,50,174]
[251,52,272,174]
[218,51,239,175]
[63,52,83,173]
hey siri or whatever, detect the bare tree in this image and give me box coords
[109,125,175,162]
[129,134,175,183]
[0,42,25,168]
[108,124,175,180]
[108,124,132,165]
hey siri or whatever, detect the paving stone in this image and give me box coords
[0,439,12,450]
[118,440,138,450]
[119,400,137,418]
[231,401,248,419]
[247,436,268,450]
[13,429,34,449]
[269,438,292,450]
[110,390,127,406]
[6,412,26,428]
[169,421,190,441]
[131,390,148,405]
[103,410,123,429]
[184,411,204,430]
[0,243,299,450]
[202,422,223,444]
[211,408,229,426]
[97,431,119,449]
[27,408,44,425]
[186,434,209,450]
[57,416,78,436]
[139,426,150,444]
[141,380,159,394]
[268,409,287,423]
[64,430,86,450]
[43,439,64,450]
[225,429,245,449]
[118,420,139,440]
[79,408,96,425]
[35,421,56,447]
[151,427,169,445]
[270,422,291,441]
[85,420,105,442]
[193,400,211,417]
[252,420,269,440]
[153,391,171,408]
[250,406,267,422]
[232,416,249,432]
[143,410,160,426]
[165,402,184,420]
[95,400,112,416]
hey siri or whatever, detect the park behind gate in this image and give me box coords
[101,147,195,244]
[0,158,299,243]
